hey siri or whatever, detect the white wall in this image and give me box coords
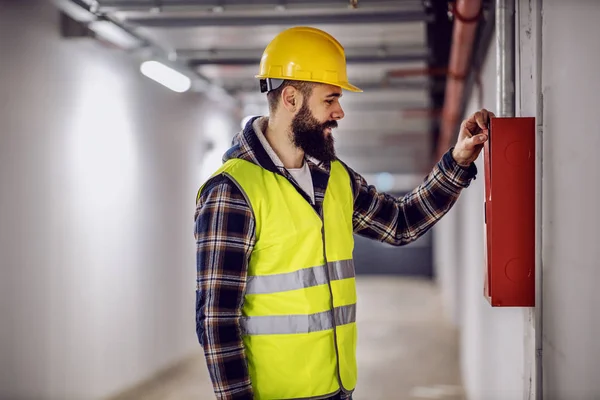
[433,26,525,400]
[0,2,236,399]
[433,200,461,326]
[541,1,600,398]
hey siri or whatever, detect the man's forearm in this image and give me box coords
[348,149,476,246]
[198,306,253,399]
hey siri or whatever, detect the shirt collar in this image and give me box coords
[252,116,327,171]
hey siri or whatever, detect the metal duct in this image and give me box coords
[496,0,515,117]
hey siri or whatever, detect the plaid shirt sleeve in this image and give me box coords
[195,174,255,400]
[348,149,477,245]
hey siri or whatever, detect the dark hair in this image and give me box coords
[267,80,315,114]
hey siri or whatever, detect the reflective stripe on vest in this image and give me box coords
[246,260,355,295]
[241,303,356,335]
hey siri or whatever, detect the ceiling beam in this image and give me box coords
[97,0,423,12]
[189,52,427,67]
[177,44,427,60]
[125,9,430,28]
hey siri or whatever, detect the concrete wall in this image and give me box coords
[541,1,600,398]
[433,18,526,400]
[435,1,600,399]
[0,2,236,399]
[433,191,462,326]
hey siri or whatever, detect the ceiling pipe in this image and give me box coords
[386,67,449,78]
[435,0,483,160]
[402,108,443,119]
[125,9,430,28]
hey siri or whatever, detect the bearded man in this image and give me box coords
[194,26,492,400]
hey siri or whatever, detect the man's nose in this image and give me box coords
[331,105,345,121]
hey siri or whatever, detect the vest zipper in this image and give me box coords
[318,209,350,395]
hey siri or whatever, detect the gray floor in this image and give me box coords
[109,277,464,400]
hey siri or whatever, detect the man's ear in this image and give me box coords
[281,86,300,113]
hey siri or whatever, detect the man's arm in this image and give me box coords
[347,108,493,246]
[195,175,255,399]
[346,149,476,246]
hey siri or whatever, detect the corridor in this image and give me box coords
[109,278,464,400]
[2,1,600,399]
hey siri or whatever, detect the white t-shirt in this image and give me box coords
[287,162,315,205]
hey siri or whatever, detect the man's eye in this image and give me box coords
[325,100,334,105]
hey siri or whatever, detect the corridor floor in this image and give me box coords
[109,277,464,400]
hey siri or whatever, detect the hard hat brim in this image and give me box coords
[255,75,363,93]
[340,82,363,93]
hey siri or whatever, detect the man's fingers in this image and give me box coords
[483,109,496,129]
[475,111,487,131]
[464,114,479,137]
[467,133,488,148]
[462,109,494,138]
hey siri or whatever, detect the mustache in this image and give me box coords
[323,120,338,129]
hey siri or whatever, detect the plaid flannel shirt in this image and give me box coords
[194,117,477,399]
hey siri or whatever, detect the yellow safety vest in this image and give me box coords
[198,158,358,400]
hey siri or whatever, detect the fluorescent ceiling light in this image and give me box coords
[88,21,142,50]
[140,61,192,93]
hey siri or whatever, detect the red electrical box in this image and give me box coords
[483,117,535,307]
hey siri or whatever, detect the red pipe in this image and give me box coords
[387,67,449,78]
[402,108,443,119]
[435,0,482,160]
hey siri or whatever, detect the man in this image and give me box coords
[195,26,493,400]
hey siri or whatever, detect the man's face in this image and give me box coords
[290,84,345,162]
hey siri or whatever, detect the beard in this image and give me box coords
[290,102,338,162]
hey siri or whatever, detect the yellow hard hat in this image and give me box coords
[256,26,362,93]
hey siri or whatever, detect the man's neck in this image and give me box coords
[265,117,305,169]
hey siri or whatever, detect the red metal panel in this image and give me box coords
[483,117,536,307]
